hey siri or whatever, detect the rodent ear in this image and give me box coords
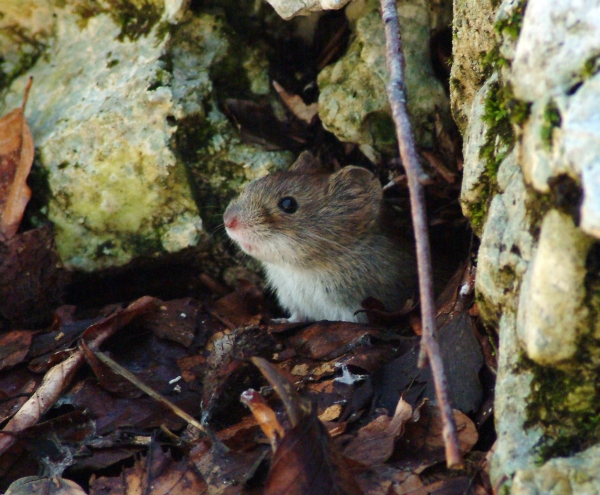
[289,151,331,174]
[329,166,383,202]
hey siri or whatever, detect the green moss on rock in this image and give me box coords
[495,0,528,40]
[73,0,163,42]
[540,100,561,150]
[521,246,600,461]
[582,55,600,80]
[524,352,600,461]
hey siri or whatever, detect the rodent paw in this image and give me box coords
[271,313,306,324]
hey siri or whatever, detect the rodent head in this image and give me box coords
[224,161,384,267]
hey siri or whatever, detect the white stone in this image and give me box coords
[511,0,600,101]
[474,152,533,325]
[264,0,351,20]
[3,9,202,271]
[512,444,600,495]
[560,74,600,238]
[517,210,593,365]
[460,76,496,221]
[491,313,542,487]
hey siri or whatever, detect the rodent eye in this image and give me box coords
[277,196,298,214]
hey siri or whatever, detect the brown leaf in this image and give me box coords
[0,297,158,457]
[0,77,34,239]
[0,378,37,424]
[395,403,478,469]
[5,476,87,495]
[0,225,65,328]
[273,81,319,124]
[265,412,363,495]
[285,321,398,361]
[240,389,285,448]
[81,343,144,398]
[0,331,37,371]
[191,440,267,494]
[81,296,158,343]
[209,281,264,329]
[140,298,200,347]
[66,379,188,434]
[342,398,413,466]
[90,442,207,495]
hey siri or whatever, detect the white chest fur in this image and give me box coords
[263,262,362,322]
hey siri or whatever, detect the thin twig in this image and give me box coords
[91,349,208,435]
[379,0,463,468]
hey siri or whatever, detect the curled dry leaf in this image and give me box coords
[0,330,37,371]
[342,397,414,466]
[265,412,363,495]
[90,442,207,495]
[240,388,285,449]
[273,80,319,124]
[5,476,87,495]
[0,77,34,240]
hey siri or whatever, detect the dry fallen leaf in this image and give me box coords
[342,397,414,466]
[273,80,319,124]
[0,225,65,328]
[249,357,363,495]
[90,442,207,495]
[240,388,285,449]
[0,330,37,372]
[5,476,87,495]
[0,77,34,239]
[265,412,364,495]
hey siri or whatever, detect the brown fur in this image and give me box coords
[223,154,418,321]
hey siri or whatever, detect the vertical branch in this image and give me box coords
[379,0,463,468]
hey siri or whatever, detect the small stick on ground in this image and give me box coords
[379,0,463,468]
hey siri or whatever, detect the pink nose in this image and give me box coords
[224,212,238,230]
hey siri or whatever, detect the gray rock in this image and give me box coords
[474,151,533,326]
[491,313,543,488]
[510,0,600,240]
[511,0,600,102]
[450,0,497,134]
[2,7,201,271]
[458,0,600,490]
[0,2,292,271]
[317,0,449,156]
[460,75,496,230]
[512,444,600,495]
[517,210,593,365]
[560,74,600,238]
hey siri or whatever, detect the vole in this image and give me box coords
[223,152,418,323]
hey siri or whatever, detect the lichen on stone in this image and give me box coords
[1,3,204,271]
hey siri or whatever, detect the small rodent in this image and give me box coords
[223,152,418,322]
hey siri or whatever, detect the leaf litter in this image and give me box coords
[0,251,493,494]
[0,21,493,494]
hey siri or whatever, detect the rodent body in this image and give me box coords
[223,153,418,322]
